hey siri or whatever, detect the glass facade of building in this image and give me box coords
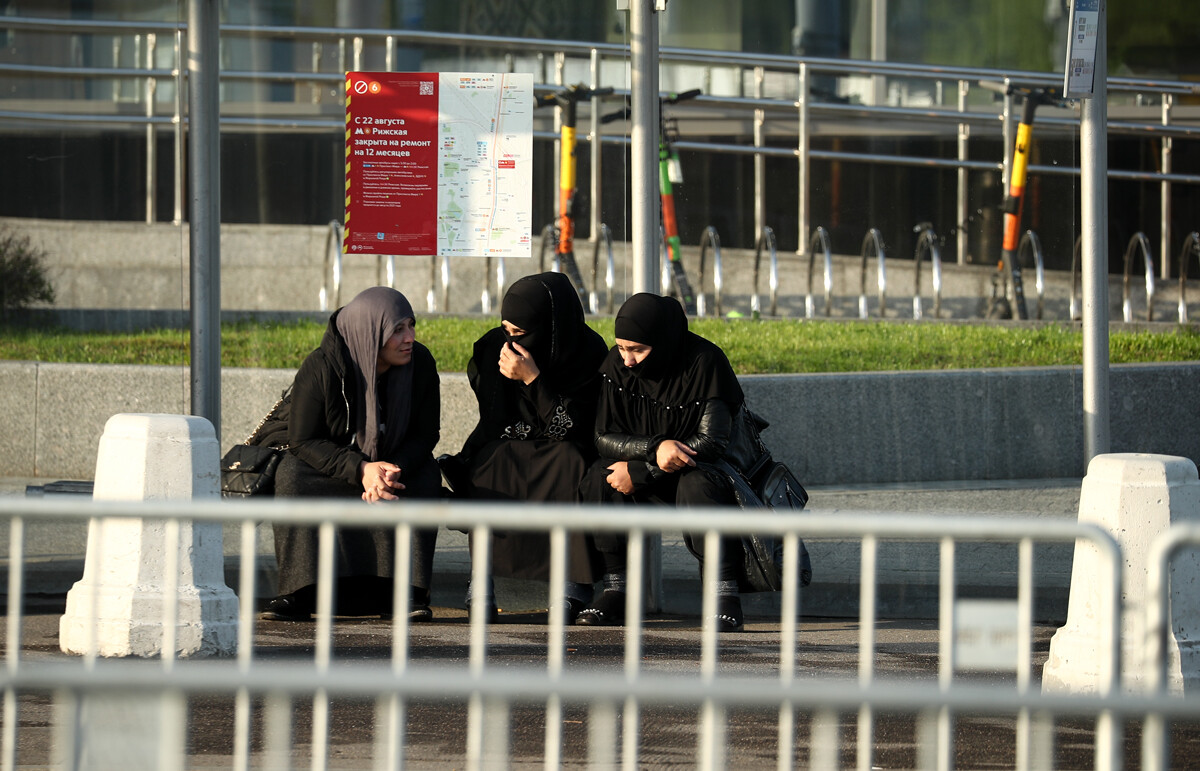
[1,0,1198,315]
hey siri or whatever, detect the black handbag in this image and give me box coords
[756,460,810,512]
[718,405,814,593]
[220,387,291,498]
[220,443,284,497]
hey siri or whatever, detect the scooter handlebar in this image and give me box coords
[665,88,702,104]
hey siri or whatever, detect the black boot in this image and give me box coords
[711,594,743,633]
[409,586,433,622]
[259,586,316,622]
[575,590,626,626]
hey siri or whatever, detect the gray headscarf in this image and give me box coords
[335,286,415,461]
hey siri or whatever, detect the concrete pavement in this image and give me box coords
[2,476,1083,620]
[8,609,1200,767]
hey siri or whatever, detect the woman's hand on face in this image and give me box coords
[655,440,697,473]
[499,341,540,385]
[360,460,404,503]
[605,461,634,494]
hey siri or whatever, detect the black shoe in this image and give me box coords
[259,594,313,622]
[408,602,433,622]
[563,597,587,625]
[468,600,500,624]
[711,595,744,633]
[575,590,626,626]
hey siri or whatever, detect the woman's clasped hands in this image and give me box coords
[360,460,405,502]
[655,439,697,473]
[604,439,697,495]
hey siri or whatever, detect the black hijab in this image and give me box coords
[335,286,415,461]
[599,293,744,438]
[498,271,605,389]
[469,271,608,439]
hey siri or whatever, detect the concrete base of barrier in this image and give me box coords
[1042,454,1200,695]
[58,414,239,658]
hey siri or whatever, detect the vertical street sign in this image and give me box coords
[1063,0,1102,99]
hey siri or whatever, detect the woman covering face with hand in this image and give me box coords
[259,286,442,623]
[578,293,750,631]
[441,271,608,622]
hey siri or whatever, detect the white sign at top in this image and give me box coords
[1063,0,1102,99]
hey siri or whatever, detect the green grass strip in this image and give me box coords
[3,318,1199,375]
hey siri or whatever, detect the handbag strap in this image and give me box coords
[244,386,292,447]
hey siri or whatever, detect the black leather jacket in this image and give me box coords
[595,398,737,488]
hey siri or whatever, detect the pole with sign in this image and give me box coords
[1066,0,1111,462]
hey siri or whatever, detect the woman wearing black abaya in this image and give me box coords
[441,271,608,621]
[578,293,749,631]
[259,286,441,622]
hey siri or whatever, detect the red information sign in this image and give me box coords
[344,72,440,256]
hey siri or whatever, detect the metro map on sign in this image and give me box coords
[437,73,533,257]
[343,71,533,258]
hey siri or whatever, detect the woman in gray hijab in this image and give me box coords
[259,286,442,622]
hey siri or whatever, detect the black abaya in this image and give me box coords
[585,293,748,582]
[450,272,608,584]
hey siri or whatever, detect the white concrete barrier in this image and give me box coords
[1042,453,1200,694]
[59,414,239,658]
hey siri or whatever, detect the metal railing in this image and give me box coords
[3,13,1200,276]
[859,228,888,319]
[1,496,1159,770]
[1147,524,1200,766]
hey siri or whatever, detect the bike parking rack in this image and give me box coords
[696,226,723,317]
[805,226,834,318]
[1069,235,1083,321]
[859,228,887,319]
[751,226,779,317]
[320,219,344,312]
[911,224,943,320]
[379,254,396,294]
[538,223,557,274]
[429,254,450,314]
[590,223,616,315]
[479,255,508,315]
[1122,231,1156,322]
[1016,230,1047,320]
[659,225,671,296]
[1177,232,1200,323]
[321,220,407,312]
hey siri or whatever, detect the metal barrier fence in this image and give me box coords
[6,496,1200,769]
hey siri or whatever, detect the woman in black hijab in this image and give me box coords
[578,293,749,631]
[441,271,608,621]
[260,286,442,622]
